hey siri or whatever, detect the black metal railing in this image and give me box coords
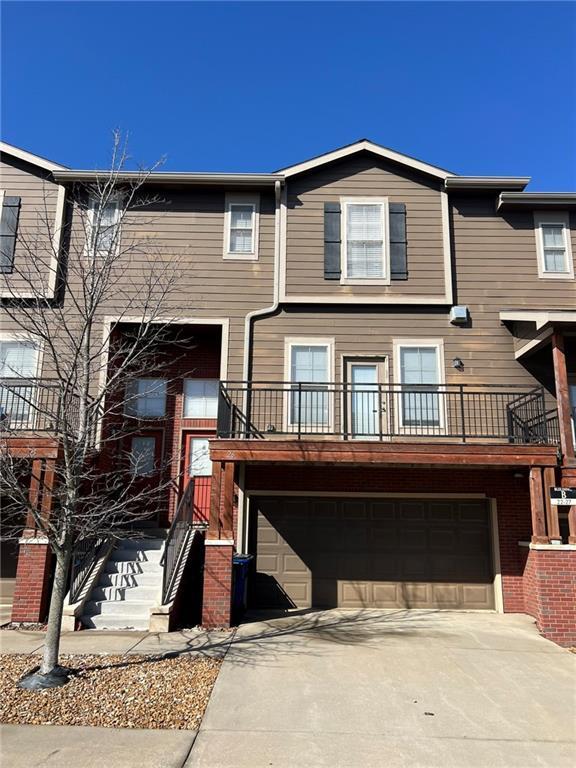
[0,378,87,437]
[161,479,195,605]
[217,381,558,445]
[69,536,110,604]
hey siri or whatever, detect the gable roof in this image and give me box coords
[0,141,67,172]
[276,139,456,180]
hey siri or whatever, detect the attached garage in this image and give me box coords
[250,496,495,611]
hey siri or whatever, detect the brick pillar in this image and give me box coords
[202,541,233,629]
[11,540,53,623]
[523,548,576,647]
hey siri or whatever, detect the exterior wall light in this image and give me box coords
[452,357,464,371]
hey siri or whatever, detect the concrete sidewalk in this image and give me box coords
[0,627,234,657]
[0,724,197,768]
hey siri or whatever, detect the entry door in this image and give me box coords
[346,359,388,439]
[127,430,165,524]
[183,434,213,525]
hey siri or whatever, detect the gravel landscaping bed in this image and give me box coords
[0,653,221,730]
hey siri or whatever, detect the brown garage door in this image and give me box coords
[251,497,494,610]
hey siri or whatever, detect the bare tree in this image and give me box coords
[1,132,190,687]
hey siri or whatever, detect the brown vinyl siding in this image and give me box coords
[285,154,446,298]
[251,308,542,389]
[1,160,276,382]
[0,156,60,295]
[452,198,576,308]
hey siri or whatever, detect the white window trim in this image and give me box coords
[0,333,42,430]
[0,333,42,377]
[340,197,390,286]
[223,193,260,261]
[283,337,335,433]
[85,195,122,258]
[534,211,574,280]
[392,338,446,433]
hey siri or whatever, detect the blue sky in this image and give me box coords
[2,1,575,189]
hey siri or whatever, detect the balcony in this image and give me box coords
[0,378,85,438]
[217,381,559,445]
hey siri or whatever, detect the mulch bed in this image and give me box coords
[0,653,221,730]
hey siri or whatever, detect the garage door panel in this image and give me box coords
[252,496,494,611]
[370,502,397,520]
[428,528,458,551]
[339,581,370,607]
[398,502,427,520]
[399,527,427,551]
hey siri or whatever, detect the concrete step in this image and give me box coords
[91,585,159,602]
[0,579,16,599]
[104,560,160,575]
[84,599,152,618]
[110,549,162,563]
[81,614,149,631]
[98,571,160,588]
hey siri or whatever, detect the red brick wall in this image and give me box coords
[100,325,222,527]
[11,542,52,623]
[245,465,532,613]
[522,548,576,647]
[202,543,233,628]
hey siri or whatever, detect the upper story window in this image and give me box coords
[88,196,121,256]
[0,192,22,273]
[183,379,219,418]
[125,378,167,418]
[534,212,574,279]
[224,193,259,260]
[343,200,388,281]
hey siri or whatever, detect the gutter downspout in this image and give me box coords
[237,179,284,552]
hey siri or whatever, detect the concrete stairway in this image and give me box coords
[81,537,165,630]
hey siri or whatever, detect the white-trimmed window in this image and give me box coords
[224,194,259,259]
[342,198,389,282]
[125,379,167,418]
[394,341,444,430]
[534,212,574,279]
[0,339,39,426]
[285,338,333,430]
[88,196,121,255]
[183,379,219,418]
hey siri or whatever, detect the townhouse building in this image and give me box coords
[1,139,575,644]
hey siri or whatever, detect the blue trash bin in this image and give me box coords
[232,553,253,619]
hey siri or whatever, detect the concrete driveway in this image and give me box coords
[188,610,576,768]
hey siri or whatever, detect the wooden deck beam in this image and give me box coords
[210,439,559,468]
[1,436,60,459]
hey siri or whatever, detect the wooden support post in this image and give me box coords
[552,331,575,460]
[208,460,223,539]
[221,462,234,539]
[543,466,560,541]
[529,467,548,544]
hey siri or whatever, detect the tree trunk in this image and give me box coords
[40,547,71,675]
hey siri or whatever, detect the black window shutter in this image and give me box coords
[0,196,21,273]
[324,202,341,280]
[389,203,407,280]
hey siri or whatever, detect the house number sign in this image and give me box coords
[550,487,576,506]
